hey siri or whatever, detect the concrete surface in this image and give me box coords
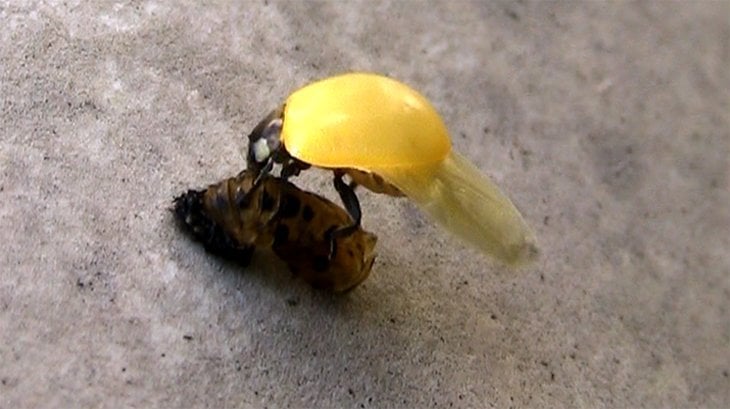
[1,1,728,408]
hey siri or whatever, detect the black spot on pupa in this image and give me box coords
[279,194,300,218]
[213,193,229,212]
[302,205,314,222]
[313,255,329,272]
[234,189,251,209]
[261,188,276,212]
[273,224,289,245]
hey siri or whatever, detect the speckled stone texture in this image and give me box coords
[1,2,728,408]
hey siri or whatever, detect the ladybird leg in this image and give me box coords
[252,158,274,186]
[321,175,365,261]
[280,157,311,180]
[280,159,301,180]
[332,172,362,239]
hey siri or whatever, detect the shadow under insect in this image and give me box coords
[173,171,377,292]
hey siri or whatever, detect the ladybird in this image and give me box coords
[173,170,377,292]
[246,72,537,265]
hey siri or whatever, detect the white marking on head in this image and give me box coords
[253,139,270,162]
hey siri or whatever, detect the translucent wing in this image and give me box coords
[373,151,538,265]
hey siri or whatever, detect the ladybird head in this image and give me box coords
[246,108,284,173]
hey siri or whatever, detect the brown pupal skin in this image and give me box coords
[174,171,377,292]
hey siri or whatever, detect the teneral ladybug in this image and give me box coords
[246,72,537,265]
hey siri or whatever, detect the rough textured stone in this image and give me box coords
[1,2,728,408]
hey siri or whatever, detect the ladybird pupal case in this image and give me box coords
[371,152,538,265]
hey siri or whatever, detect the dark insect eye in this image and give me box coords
[262,118,282,147]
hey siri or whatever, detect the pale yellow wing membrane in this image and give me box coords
[372,151,538,265]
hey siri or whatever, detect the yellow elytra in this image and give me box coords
[283,73,450,168]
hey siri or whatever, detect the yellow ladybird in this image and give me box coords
[174,170,377,292]
[246,72,537,265]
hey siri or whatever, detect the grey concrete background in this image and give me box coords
[1,1,728,408]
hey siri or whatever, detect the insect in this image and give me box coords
[173,170,378,292]
[246,72,537,265]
